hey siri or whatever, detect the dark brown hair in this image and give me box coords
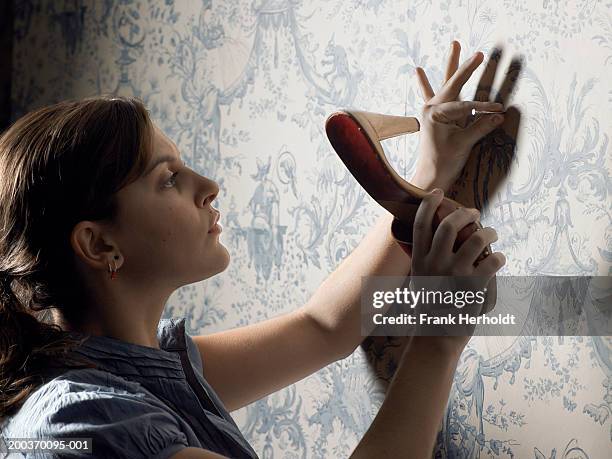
[0,95,154,420]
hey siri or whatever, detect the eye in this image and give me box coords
[163,171,179,188]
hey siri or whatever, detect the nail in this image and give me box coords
[432,188,443,195]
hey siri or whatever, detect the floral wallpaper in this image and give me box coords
[10,0,611,457]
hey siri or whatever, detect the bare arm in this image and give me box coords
[345,180,504,457]
[170,447,228,458]
[350,338,463,458]
[192,184,426,414]
[192,307,342,412]
[172,338,467,459]
[303,135,481,354]
[301,209,413,359]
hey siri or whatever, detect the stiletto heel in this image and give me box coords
[325,109,492,263]
[348,110,420,140]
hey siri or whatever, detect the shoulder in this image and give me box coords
[158,317,204,374]
[3,369,188,458]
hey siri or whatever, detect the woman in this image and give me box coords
[0,41,506,458]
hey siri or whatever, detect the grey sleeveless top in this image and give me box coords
[1,318,259,458]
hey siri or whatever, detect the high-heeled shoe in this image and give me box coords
[325,109,492,263]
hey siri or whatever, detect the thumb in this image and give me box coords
[458,113,505,147]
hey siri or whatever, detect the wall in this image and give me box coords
[11,0,611,457]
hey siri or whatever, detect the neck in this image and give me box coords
[54,305,164,350]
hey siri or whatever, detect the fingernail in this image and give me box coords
[491,115,504,124]
[432,188,443,195]
[471,208,480,216]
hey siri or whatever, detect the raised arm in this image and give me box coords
[193,40,507,416]
[350,337,466,458]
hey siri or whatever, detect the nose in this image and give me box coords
[198,176,219,209]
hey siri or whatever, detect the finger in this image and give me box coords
[496,104,521,141]
[416,67,435,102]
[438,51,485,102]
[474,252,506,277]
[412,190,445,262]
[444,41,461,84]
[430,100,504,124]
[493,56,523,105]
[455,227,498,265]
[473,45,503,102]
[429,207,481,260]
[454,111,505,148]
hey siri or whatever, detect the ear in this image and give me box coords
[70,221,121,272]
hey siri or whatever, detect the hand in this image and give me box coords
[411,189,504,278]
[411,41,506,191]
[409,189,506,350]
[446,43,523,212]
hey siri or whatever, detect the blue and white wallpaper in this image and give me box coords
[10,0,611,457]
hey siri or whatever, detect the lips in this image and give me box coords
[209,211,220,233]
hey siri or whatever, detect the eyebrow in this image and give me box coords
[145,154,182,177]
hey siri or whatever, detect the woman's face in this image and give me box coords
[111,123,230,288]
